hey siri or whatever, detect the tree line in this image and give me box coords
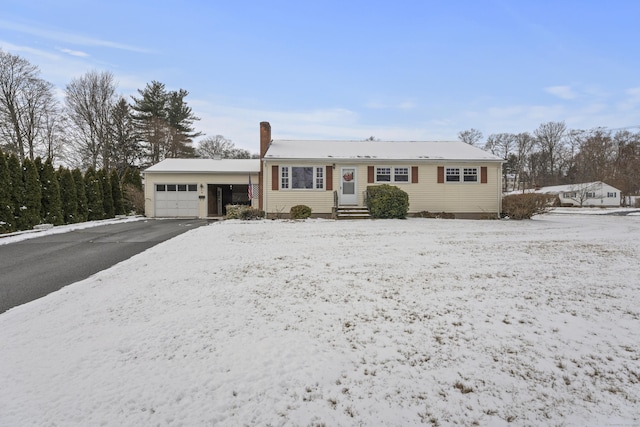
[0,147,143,233]
[0,49,253,174]
[459,121,640,204]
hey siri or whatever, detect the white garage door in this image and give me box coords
[155,184,199,217]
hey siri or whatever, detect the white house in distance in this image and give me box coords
[143,122,505,219]
[534,181,621,207]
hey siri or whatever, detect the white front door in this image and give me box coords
[340,167,358,205]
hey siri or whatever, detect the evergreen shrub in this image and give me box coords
[290,204,312,219]
[225,204,265,220]
[366,185,409,219]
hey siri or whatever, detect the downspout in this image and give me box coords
[497,163,503,217]
[263,158,268,217]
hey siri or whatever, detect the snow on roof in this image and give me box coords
[144,158,260,173]
[536,181,614,194]
[264,139,504,161]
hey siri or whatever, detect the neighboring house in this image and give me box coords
[143,122,504,219]
[534,181,621,207]
[144,159,259,217]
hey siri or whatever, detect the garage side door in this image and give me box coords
[155,184,199,217]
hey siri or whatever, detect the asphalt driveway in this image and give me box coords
[0,219,210,314]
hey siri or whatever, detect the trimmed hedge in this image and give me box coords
[366,184,409,219]
[290,204,312,220]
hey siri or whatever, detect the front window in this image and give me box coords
[394,167,409,182]
[463,168,478,182]
[586,192,596,198]
[376,166,410,183]
[281,166,324,190]
[607,192,617,198]
[376,167,391,182]
[446,168,460,182]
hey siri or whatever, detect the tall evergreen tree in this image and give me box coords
[0,149,13,232]
[110,169,125,215]
[131,81,201,165]
[71,168,88,222]
[84,167,104,221]
[131,81,168,165]
[21,158,42,229]
[39,157,63,225]
[97,168,114,218]
[7,153,23,230]
[58,167,78,224]
[164,89,201,158]
[110,97,142,175]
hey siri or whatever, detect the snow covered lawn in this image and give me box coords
[1,214,639,426]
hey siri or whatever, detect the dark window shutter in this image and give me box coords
[326,166,333,191]
[272,165,279,190]
[481,166,488,184]
[437,166,444,183]
[368,166,374,183]
[411,166,419,183]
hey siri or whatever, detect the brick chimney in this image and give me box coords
[260,121,271,158]
[258,122,271,210]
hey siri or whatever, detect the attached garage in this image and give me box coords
[143,159,261,219]
[154,184,199,217]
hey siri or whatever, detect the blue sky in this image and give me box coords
[2,0,639,152]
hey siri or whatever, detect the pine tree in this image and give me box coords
[110,169,125,215]
[84,167,104,221]
[71,168,88,222]
[97,168,114,218]
[0,149,14,232]
[21,158,42,229]
[39,158,63,225]
[58,167,78,224]
[7,154,24,230]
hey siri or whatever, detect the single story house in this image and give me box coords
[144,159,259,217]
[534,181,621,207]
[143,122,504,219]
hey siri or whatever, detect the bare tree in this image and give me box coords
[0,49,59,161]
[533,121,567,186]
[612,130,640,205]
[513,132,535,191]
[196,135,251,159]
[65,70,117,169]
[457,128,483,146]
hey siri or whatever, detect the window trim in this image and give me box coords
[280,165,325,190]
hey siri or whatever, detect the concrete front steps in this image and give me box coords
[335,206,371,220]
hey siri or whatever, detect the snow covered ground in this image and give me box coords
[1,212,639,426]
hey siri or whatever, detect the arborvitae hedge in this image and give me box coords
[0,150,13,232]
[58,167,78,224]
[97,168,114,218]
[21,158,42,229]
[7,154,23,231]
[40,158,63,225]
[84,167,104,221]
[71,168,88,222]
[110,169,125,216]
